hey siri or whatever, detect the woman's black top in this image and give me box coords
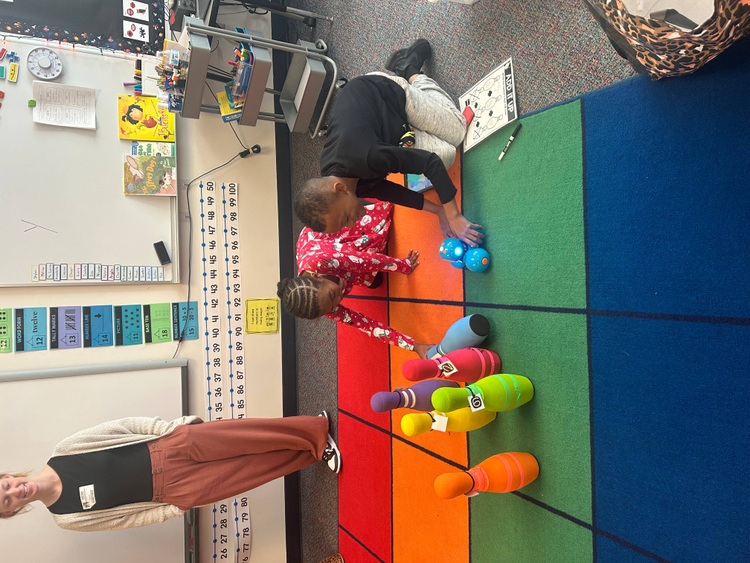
[46,442,153,514]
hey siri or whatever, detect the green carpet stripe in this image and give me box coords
[462,100,586,310]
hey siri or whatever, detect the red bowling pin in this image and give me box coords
[402,347,501,383]
[434,452,539,499]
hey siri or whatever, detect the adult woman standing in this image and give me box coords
[1,414,340,531]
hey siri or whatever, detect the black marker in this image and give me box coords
[498,122,522,161]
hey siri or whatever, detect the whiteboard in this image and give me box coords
[0,360,191,563]
[0,36,179,287]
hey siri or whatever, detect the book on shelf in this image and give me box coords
[123,153,177,196]
[118,94,176,142]
[216,90,242,123]
[130,141,176,157]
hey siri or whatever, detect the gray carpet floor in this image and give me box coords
[281,1,635,561]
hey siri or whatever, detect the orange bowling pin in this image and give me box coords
[434,452,539,499]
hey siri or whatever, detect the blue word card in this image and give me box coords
[83,305,114,347]
[172,301,199,341]
[114,304,143,346]
[15,307,47,352]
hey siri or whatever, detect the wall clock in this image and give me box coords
[27,47,64,80]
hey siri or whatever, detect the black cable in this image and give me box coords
[205,81,249,150]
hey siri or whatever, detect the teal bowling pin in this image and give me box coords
[431,374,534,413]
[427,314,490,359]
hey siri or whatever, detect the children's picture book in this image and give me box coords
[118,94,176,142]
[123,153,177,196]
[216,90,242,123]
[130,140,176,157]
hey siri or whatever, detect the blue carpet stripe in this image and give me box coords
[346,294,750,325]
[581,94,599,563]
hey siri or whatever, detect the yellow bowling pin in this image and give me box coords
[401,406,496,437]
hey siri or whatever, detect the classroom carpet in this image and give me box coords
[334,39,750,563]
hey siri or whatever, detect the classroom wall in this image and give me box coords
[0,11,287,563]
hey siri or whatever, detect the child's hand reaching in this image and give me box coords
[413,343,434,359]
[405,249,420,272]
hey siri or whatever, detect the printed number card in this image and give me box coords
[15,307,48,352]
[0,308,13,353]
[244,298,280,334]
[50,306,82,349]
[114,304,143,346]
[172,301,199,341]
[144,303,173,343]
[83,305,114,347]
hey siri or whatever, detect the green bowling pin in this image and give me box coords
[431,373,534,413]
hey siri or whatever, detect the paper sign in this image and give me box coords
[431,413,449,432]
[123,0,150,22]
[244,298,279,334]
[123,20,150,43]
[32,81,97,129]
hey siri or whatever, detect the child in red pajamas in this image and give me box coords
[278,201,432,358]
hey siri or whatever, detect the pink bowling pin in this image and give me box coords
[370,379,460,412]
[402,347,501,383]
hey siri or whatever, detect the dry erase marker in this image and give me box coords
[498,122,522,161]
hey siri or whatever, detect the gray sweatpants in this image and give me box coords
[368,72,467,168]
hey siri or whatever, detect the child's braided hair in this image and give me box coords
[277,276,321,319]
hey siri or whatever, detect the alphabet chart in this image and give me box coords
[198,180,251,562]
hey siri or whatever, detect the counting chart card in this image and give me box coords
[114,304,144,346]
[144,302,173,343]
[198,180,251,562]
[0,308,13,353]
[172,301,199,341]
[461,57,518,151]
[50,306,83,349]
[83,305,114,347]
[14,307,48,352]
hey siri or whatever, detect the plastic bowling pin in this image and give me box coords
[401,407,496,437]
[431,373,534,413]
[402,347,501,383]
[434,452,539,499]
[370,379,461,413]
[427,314,490,359]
